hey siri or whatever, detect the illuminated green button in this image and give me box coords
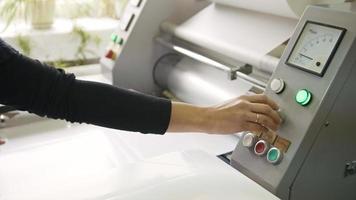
[295,89,312,106]
[111,34,118,42]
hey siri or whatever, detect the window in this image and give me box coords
[0,0,127,69]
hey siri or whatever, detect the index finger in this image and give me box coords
[241,94,279,110]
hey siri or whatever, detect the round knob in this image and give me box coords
[270,78,285,94]
[242,132,258,148]
[254,140,270,156]
[267,147,283,164]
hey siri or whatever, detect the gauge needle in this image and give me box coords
[299,53,313,61]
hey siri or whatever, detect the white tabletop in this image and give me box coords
[0,118,279,200]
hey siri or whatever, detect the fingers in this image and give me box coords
[245,112,279,131]
[240,94,279,110]
[243,122,268,134]
[249,103,282,124]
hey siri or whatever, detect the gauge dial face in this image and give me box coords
[287,22,345,76]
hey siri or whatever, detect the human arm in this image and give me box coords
[167,95,281,134]
[0,39,171,135]
[0,39,280,146]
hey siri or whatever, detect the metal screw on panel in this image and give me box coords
[324,121,330,127]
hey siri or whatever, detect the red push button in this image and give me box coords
[105,50,116,60]
[254,140,269,156]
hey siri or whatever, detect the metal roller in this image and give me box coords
[154,54,256,106]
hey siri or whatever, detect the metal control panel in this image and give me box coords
[100,0,210,95]
[101,0,145,71]
[231,5,356,200]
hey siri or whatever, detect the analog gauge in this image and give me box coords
[287,22,346,76]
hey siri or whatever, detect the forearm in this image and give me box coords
[167,102,212,133]
[67,80,172,134]
[0,39,172,134]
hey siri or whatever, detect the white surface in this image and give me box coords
[161,4,297,69]
[130,0,142,7]
[0,126,278,200]
[0,118,239,198]
[107,150,280,200]
[156,56,253,106]
[212,0,349,18]
[212,0,311,18]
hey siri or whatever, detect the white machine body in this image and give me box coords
[231,5,356,200]
[100,0,356,199]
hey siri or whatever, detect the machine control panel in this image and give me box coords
[241,131,290,165]
[101,0,145,66]
[231,6,356,199]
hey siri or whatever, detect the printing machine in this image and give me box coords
[100,0,356,199]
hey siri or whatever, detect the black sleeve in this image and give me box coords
[0,39,171,134]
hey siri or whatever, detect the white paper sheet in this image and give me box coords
[155,55,254,106]
[162,4,297,70]
[212,0,348,19]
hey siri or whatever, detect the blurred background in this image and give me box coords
[0,0,128,69]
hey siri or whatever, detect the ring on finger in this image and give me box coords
[255,113,260,123]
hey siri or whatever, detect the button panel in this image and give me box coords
[242,132,290,165]
[111,34,124,45]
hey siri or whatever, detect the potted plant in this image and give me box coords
[0,0,55,30]
[26,0,55,29]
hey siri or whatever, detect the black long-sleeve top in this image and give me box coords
[0,39,171,134]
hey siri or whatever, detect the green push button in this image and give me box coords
[295,89,312,106]
[268,149,279,161]
[116,37,124,45]
[267,147,283,164]
[111,34,118,42]
[111,34,124,45]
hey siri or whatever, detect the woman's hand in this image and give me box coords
[167,94,282,135]
[206,94,281,134]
